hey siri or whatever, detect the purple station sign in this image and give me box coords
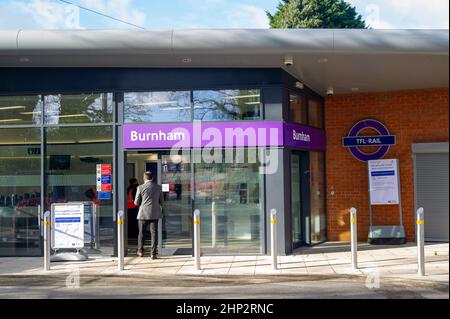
[283,122,326,151]
[123,121,325,151]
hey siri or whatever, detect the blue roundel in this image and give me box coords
[342,119,396,162]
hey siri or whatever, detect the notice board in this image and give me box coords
[51,202,85,249]
[368,159,400,205]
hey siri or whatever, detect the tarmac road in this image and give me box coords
[0,274,448,299]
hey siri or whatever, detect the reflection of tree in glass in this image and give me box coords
[194,90,260,121]
[124,91,191,123]
[84,93,112,122]
[44,93,112,124]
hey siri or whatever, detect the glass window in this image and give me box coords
[0,95,42,126]
[308,97,323,128]
[124,91,191,123]
[193,89,261,121]
[195,149,264,254]
[45,126,114,255]
[289,93,307,124]
[0,128,41,256]
[291,153,302,246]
[44,93,113,124]
[310,151,326,243]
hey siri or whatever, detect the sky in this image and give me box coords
[0,0,448,30]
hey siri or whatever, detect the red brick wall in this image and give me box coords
[325,88,449,242]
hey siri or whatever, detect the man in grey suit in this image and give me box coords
[134,171,163,259]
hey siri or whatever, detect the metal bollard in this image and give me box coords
[416,207,425,276]
[350,207,358,269]
[270,209,278,270]
[93,203,101,249]
[117,210,125,271]
[193,209,201,270]
[43,211,51,271]
[211,201,216,248]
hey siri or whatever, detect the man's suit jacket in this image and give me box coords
[134,181,164,220]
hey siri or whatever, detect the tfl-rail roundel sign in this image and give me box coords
[342,119,396,162]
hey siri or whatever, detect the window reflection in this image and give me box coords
[124,91,191,123]
[0,95,42,125]
[44,93,113,124]
[193,89,261,121]
[0,128,41,256]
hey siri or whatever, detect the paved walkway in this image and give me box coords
[0,242,448,284]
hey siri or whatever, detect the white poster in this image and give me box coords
[368,159,400,205]
[51,203,85,249]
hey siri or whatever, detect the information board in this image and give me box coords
[368,159,400,205]
[51,202,85,249]
[97,164,112,200]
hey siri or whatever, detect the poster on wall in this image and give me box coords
[51,202,85,249]
[368,159,400,205]
[96,164,112,200]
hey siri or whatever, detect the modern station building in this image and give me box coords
[0,29,448,257]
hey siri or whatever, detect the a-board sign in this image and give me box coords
[51,202,85,249]
[368,159,400,205]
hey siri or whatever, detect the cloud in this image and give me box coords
[10,0,75,29]
[226,4,269,28]
[79,0,146,27]
[349,0,449,29]
[2,0,146,29]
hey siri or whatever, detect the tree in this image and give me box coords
[267,0,366,29]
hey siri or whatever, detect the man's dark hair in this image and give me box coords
[144,171,153,181]
[129,178,138,185]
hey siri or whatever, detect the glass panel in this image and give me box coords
[193,89,261,121]
[0,128,41,256]
[44,93,113,124]
[289,93,307,124]
[308,98,323,128]
[160,154,192,253]
[310,151,326,243]
[195,149,263,254]
[45,126,114,255]
[124,91,191,123]
[0,95,42,126]
[291,153,302,245]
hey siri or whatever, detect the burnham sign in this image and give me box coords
[342,119,396,162]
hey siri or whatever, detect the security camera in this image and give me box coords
[284,56,294,67]
[326,87,334,96]
[295,81,304,89]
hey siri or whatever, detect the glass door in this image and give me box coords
[160,153,193,255]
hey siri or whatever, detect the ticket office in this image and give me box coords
[0,67,325,257]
